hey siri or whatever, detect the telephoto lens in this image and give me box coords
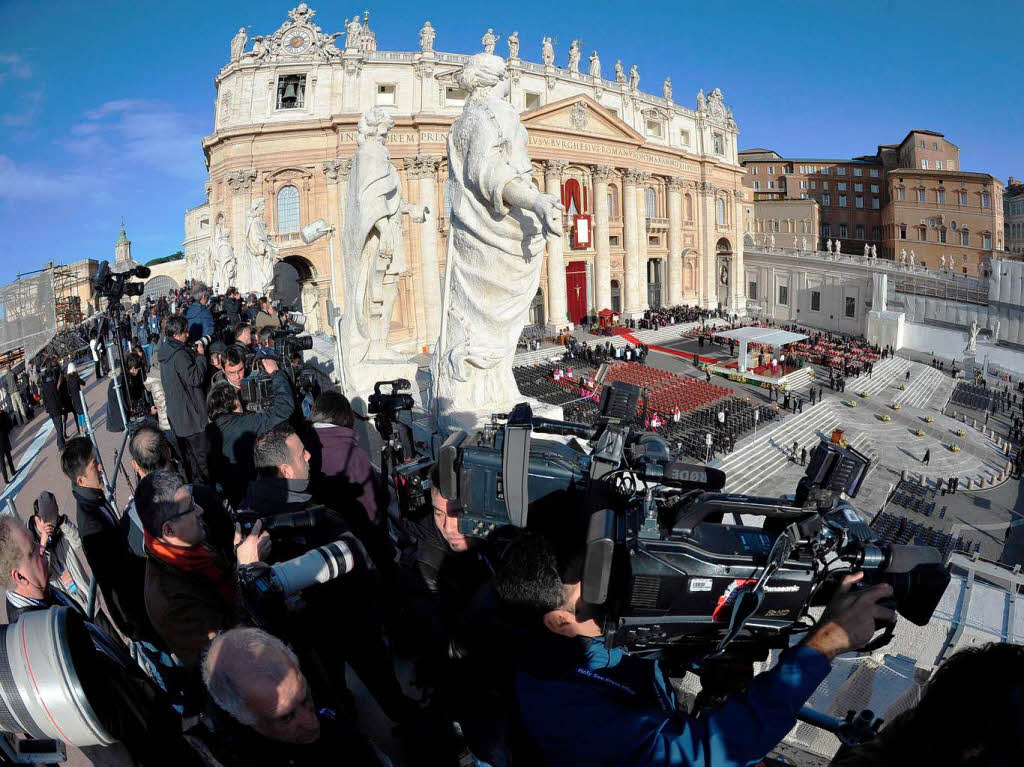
[270,534,365,596]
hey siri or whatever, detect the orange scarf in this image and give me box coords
[144,531,235,606]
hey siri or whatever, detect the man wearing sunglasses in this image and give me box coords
[136,470,270,669]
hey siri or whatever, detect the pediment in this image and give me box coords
[521,94,644,145]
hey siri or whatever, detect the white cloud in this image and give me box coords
[0,154,96,201]
[0,53,31,84]
[1,90,43,128]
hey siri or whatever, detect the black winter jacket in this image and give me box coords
[157,338,208,437]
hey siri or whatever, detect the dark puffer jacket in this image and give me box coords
[157,338,208,437]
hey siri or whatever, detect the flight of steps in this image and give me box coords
[784,367,815,392]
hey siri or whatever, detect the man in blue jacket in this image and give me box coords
[185,283,215,343]
[495,533,896,767]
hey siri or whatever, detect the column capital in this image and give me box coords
[226,168,258,192]
[636,171,653,184]
[405,154,442,179]
[321,157,353,182]
[667,176,686,192]
[591,164,615,183]
[622,168,645,186]
[544,159,570,180]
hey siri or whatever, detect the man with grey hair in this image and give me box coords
[186,282,215,343]
[200,626,389,765]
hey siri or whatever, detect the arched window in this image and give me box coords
[716,197,726,226]
[684,193,693,221]
[646,187,656,218]
[277,186,300,233]
[563,177,583,215]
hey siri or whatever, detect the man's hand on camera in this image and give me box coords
[234,519,272,566]
[803,572,895,661]
[258,358,279,375]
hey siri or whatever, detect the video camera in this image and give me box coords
[92,260,151,303]
[434,381,951,661]
[239,320,316,413]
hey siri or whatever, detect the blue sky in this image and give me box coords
[0,0,1020,284]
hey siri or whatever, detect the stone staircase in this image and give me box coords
[784,367,815,392]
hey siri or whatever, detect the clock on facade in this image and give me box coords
[283,28,312,54]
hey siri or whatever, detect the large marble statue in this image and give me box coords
[248,36,267,60]
[900,248,907,265]
[301,282,322,334]
[541,37,554,66]
[663,77,672,100]
[793,235,799,248]
[864,243,870,257]
[241,199,279,296]
[871,244,877,258]
[230,27,247,62]
[342,107,428,376]
[966,319,979,353]
[567,39,581,73]
[345,15,362,50]
[507,31,519,60]
[431,54,564,431]
[802,236,809,251]
[588,51,601,78]
[769,233,776,248]
[629,64,639,90]
[214,223,236,289]
[909,250,916,267]
[419,21,435,53]
[697,89,707,111]
[826,239,832,253]
[481,28,499,54]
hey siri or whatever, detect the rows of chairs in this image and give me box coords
[950,381,994,412]
[871,512,978,557]
[512,363,582,406]
[889,481,939,518]
[603,362,732,415]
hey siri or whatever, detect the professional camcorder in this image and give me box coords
[239,342,316,413]
[92,260,151,302]
[434,381,951,661]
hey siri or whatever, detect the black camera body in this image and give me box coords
[92,260,150,303]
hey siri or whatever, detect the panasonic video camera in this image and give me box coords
[434,381,950,661]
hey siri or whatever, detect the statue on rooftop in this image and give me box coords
[588,51,601,78]
[481,28,499,54]
[507,30,519,60]
[230,27,247,62]
[541,37,554,66]
[419,21,435,53]
[567,39,581,73]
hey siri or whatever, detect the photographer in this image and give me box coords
[200,627,390,766]
[233,321,254,348]
[186,283,215,343]
[39,357,66,450]
[106,352,151,433]
[221,286,243,326]
[136,470,270,669]
[253,296,279,332]
[207,358,295,507]
[495,532,896,767]
[158,314,210,484]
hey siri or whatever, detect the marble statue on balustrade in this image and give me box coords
[826,239,832,254]
[430,53,564,432]
[769,233,776,248]
[871,245,877,258]
[589,51,601,78]
[341,107,427,392]
[213,223,236,290]
[793,235,799,248]
[481,28,499,54]
[697,89,706,111]
[419,21,435,53]
[240,199,279,297]
[940,254,947,271]
[567,39,581,73]
[864,243,870,257]
[230,27,247,62]
[629,64,640,90]
[663,77,672,100]
[541,37,554,66]
[909,250,915,268]
[802,236,809,251]
[345,15,362,50]
[507,31,519,60]
[301,282,322,335]
[614,60,626,83]
[900,248,907,266]
[834,240,842,255]
[966,320,979,353]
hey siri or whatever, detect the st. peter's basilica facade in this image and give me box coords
[183,4,748,352]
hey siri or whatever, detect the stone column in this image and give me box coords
[544,159,569,327]
[636,171,651,312]
[410,155,443,346]
[730,189,746,315]
[698,181,719,309]
[591,165,614,312]
[226,168,258,286]
[321,158,352,318]
[622,169,643,316]
[667,176,684,305]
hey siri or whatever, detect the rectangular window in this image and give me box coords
[984,234,992,248]
[778,285,789,306]
[936,160,943,170]
[276,74,307,109]
[872,226,881,240]
[982,192,991,208]
[821,167,830,175]
[800,193,809,199]
[855,196,864,208]
[959,191,968,205]
[961,230,969,246]
[838,182,847,191]
[822,194,831,206]
[810,181,817,189]
[919,227,927,241]
[937,189,946,204]
[845,296,856,318]
[838,167,846,176]
[646,120,664,138]
[524,91,541,109]
[376,83,396,106]
[680,129,691,146]
[823,181,830,190]
[917,188,926,202]
[933,141,939,150]
[870,169,879,178]
[800,180,809,189]
[751,165,758,175]
[856,225,864,239]
[840,223,848,238]
[870,184,879,193]
[822,222,832,236]
[939,228,947,243]
[811,291,821,311]
[872,197,880,209]
[919,139,926,147]
[753,181,760,190]
[921,159,929,169]
[854,183,863,192]
[839,195,847,207]
[900,225,907,238]
[854,168,862,177]
[748,281,758,300]
[768,166,775,174]
[445,86,469,106]
[897,187,906,200]
[713,133,725,155]
[768,181,776,189]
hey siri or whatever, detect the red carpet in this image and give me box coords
[616,330,718,365]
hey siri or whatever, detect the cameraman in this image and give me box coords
[135,470,270,669]
[158,314,210,484]
[186,283,215,343]
[496,532,896,767]
[253,296,279,332]
[106,352,151,433]
[207,358,295,507]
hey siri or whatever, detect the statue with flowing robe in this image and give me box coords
[243,198,279,296]
[214,223,236,289]
[301,282,322,335]
[342,107,427,375]
[230,28,247,62]
[430,54,563,431]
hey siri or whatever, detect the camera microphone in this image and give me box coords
[133,265,151,278]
